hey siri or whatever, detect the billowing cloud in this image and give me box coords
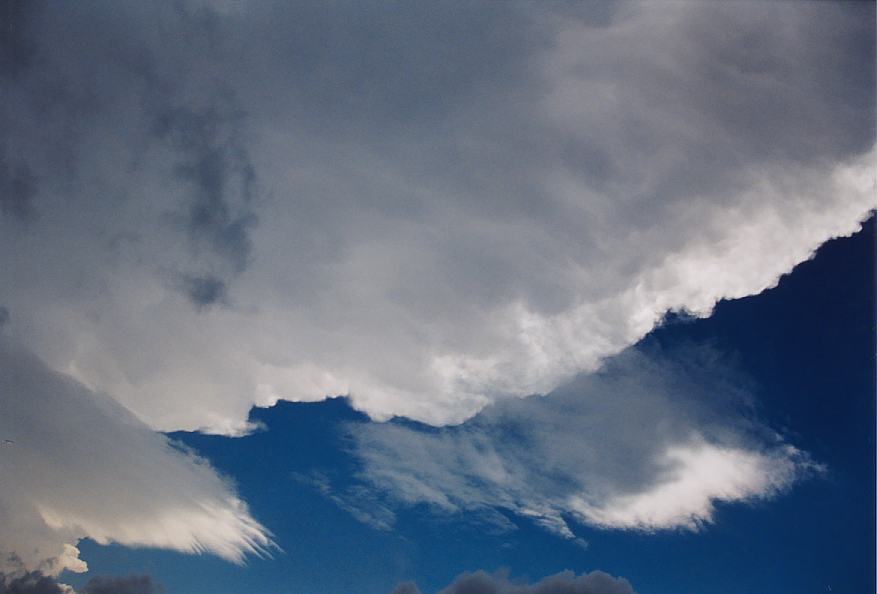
[340,346,815,535]
[391,569,636,594]
[0,1,873,435]
[0,338,272,574]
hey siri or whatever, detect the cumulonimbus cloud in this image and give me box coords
[0,0,872,575]
[0,1,873,435]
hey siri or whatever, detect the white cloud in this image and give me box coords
[342,347,817,535]
[568,442,806,531]
[2,1,872,434]
[0,339,272,574]
[0,0,871,571]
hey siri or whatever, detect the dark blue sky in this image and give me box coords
[64,218,875,594]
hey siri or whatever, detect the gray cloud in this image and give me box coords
[0,0,39,80]
[1,1,259,309]
[0,154,37,222]
[391,569,635,594]
[0,0,872,434]
[176,273,229,310]
[152,100,258,279]
[0,572,69,594]
[0,572,159,594]
[81,575,159,594]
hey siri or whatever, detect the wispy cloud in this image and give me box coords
[343,346,817,536]
[0,338,273,574]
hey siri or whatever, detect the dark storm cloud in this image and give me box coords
[0,572,66,594]
[152,101,258,278]
[177,273,229,309]
[0,0,39,80]
[82,575,160,594]
[0,0,260,307]
[0,572,160,594]
[0,154,37,222]
[391,570,636,594]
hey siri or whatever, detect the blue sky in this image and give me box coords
[0,2,874,593]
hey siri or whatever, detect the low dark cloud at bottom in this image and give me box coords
[392,569,635,594]
[0,573,158,594]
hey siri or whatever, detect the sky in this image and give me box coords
[0,1,874,593]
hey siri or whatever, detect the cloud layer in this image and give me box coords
[342,346,814,536]
[0,1,872,435]
[0,338,272,574]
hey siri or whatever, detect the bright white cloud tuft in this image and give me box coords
[568,443,806,531]
[0,339,273,575]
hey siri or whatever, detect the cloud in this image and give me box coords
[175,273,229,310]
[0,572,73,594]
[81,575,159,594]
[391,569,636,594]
[151,100,258,280]
[341,345,815,535]
[0,154,37,222]
[0,572,159,594]
[0,1,872,438]
[0,1,870,578]
[0,338,272,575]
